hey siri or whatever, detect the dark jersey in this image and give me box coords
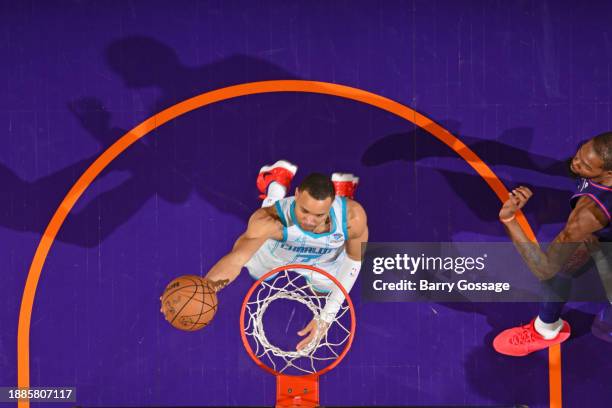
[570,178,612,240]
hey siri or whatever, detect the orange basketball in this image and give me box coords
[160,275,218,331]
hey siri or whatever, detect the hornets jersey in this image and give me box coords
[245,196,349,291]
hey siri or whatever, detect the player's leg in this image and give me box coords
[493,280,572,356]
[591,241,612,342]
[331,173,359,199]
[534,274,572,338]
[257,160,297,207]
[535,242,596,337]
[492,244,597,356]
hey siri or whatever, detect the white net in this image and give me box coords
[243,269,353,375]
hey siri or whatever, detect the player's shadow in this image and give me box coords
[3,35,446,247]
[1,38,577,248]
[361,121,577,237]
[0,36,382,247]
[2,37,297,246]
[428,245,612,405]
[431,300,607,406]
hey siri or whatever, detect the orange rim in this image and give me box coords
[239,263,356,378]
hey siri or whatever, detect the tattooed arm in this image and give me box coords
[499,186,607,280]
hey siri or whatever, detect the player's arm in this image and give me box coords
[345,200,369,260]
[321,200,368,320]
[205,208,283,291]
[297,200,369,350]
[500,186,607,280]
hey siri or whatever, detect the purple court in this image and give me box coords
[1,1,611,407]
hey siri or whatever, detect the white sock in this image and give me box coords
[534,316,563,339]
[261,182,286,208]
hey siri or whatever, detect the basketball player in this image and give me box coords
[204,160,368,351]
[494,132,612,356]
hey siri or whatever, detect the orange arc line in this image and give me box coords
[549,344,563,408]
[17,80,547,407]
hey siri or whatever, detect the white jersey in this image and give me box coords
[245,196,349,292]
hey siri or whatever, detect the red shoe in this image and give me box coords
[332,173,359,199]
[493,319,571,356]
[256,160,298,199]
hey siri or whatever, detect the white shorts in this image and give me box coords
[245,249,346,293]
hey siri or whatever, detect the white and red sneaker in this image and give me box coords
[493,318,571,356]
[331,173,359,199]
[257,160,298,199]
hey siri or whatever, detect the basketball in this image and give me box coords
[160,275,218,331]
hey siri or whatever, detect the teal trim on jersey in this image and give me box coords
[341,197,349,240]
[275,200,288,227]
[281,226,288,242]
[290,200,337,238]
[267,239,281,256]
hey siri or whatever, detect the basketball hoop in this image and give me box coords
[240,264,356,408]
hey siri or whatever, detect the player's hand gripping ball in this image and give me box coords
[160,275,218,331]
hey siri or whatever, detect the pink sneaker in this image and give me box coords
[493,319,571,356]
[331,173,359,199]
[256,160,298,200]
